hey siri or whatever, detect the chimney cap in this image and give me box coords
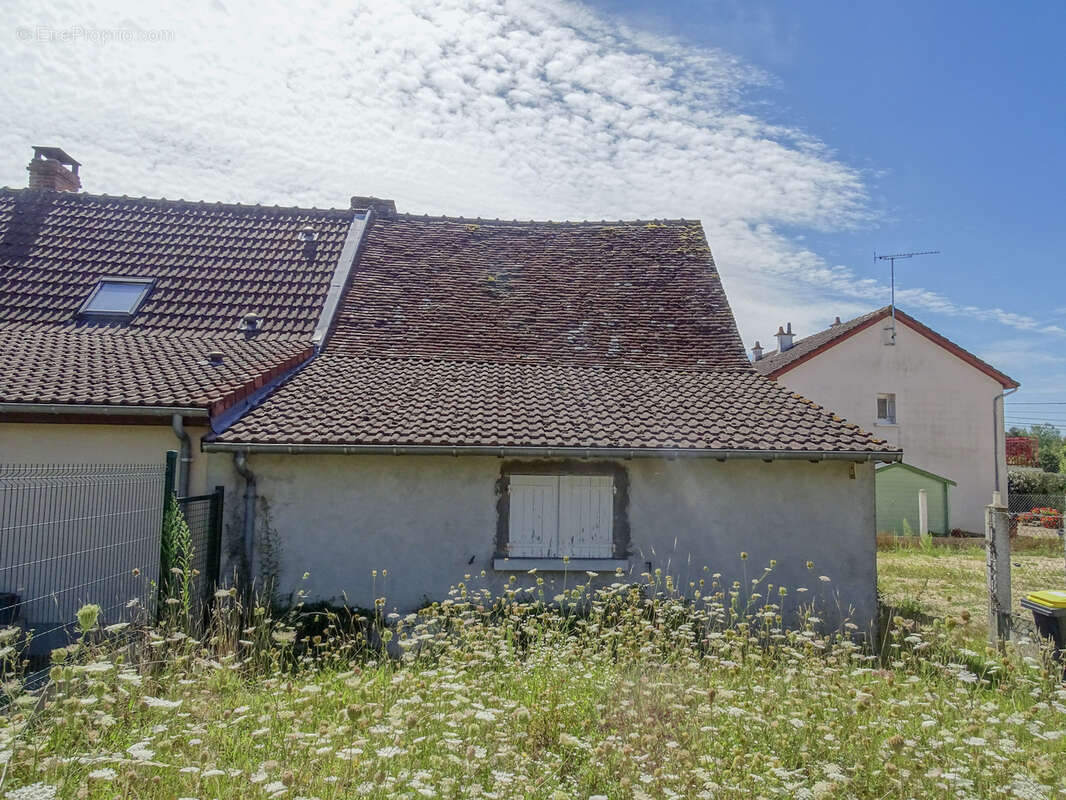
[32,146,80,169]
[350,196,397,217]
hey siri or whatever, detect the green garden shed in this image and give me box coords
[875,463,956,535]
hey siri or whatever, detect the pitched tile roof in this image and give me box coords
[0,324,311,413]
[0,188,356,412]
[207,214,895,454]
[753,307,889,375]
[326,216,751,370]
[212,355,893,453]
[753,306,1019,388]
[0,189,354,339]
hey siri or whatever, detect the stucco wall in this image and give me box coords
[770,321,1007,533]
[219,453,878,633]
[0,422,212,495]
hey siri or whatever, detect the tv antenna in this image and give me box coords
[875,250,939,343]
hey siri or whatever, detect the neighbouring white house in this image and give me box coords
[752,308,1019,534]
[2,146,902,634]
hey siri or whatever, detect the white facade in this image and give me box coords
[0,422,212,495]
[207,453,879,633]
[765,318,1010,533]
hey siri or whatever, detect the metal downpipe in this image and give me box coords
[170,413,191,497]
[233,451,257,583]
[993,386,1019,493]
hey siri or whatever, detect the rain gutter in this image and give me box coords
[202,442,902,462]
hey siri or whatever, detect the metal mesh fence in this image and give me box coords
[0,463,165,656]
[175,489,224,619]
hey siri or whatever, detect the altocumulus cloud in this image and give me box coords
[0,0,1056,343]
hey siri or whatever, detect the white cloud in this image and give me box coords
[0,0,1059,355]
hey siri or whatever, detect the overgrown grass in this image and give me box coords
[879,538,1066,647]
[2,564,1065,799]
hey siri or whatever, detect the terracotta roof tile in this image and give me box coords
[753,307,890,375]
[326,216,751,370]
[212,355,894,453]
[0,189,354,339]
[0,324,311,412]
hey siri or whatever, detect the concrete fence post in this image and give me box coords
[918,488,929,538]
[985,492,1011,645]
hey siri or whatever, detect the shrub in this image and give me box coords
[1008,468,1066,496]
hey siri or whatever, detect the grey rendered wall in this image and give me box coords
[215,454,877,632]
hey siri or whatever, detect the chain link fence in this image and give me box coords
[988,495,1066,647]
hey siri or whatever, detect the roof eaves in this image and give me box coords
[201,441,903,461]
[876,461,957,486]
[0,402,208,418]
[892,309,1019,389]
[763,307,1019,389]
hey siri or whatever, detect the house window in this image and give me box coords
[506,474,615,559]
[876,393,897,424]
[78,278,153,318]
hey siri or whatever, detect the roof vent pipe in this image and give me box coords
[775,323,794,352]
[242,313,261,337]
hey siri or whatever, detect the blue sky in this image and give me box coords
[590,0,1066,421]
[1,0,1062,423]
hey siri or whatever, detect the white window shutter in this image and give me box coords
[558,476,614,558]
[507,476,559,557]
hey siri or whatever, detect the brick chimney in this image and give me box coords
[350,195,396,218]
[27,147,81,192]
[751,340,763,361]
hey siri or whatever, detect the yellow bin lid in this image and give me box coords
[1027,590,1066,608]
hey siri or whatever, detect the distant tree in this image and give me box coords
[1039,447,1062,474]
[1029,423,1064,451]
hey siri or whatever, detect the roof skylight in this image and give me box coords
[79,278,153,318]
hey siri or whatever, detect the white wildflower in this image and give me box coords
[142,696,182,709]
[5,784,57,800]
[126,741,155,761]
